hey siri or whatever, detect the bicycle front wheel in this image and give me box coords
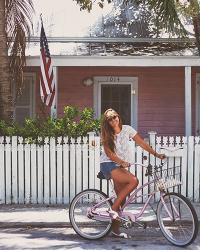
[69,189,112,240]
[157,192,198,246]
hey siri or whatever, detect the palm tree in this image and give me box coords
[74,0,200,53]
[0,0,34,121]
[134,0,200,52]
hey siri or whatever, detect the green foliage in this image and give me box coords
[74,0,200,37]
[0,106,101,142]
[73,0,112,11]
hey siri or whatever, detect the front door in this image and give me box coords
[101,84,131,124]
[94,77,138,128]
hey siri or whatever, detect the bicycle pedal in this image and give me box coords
[87,214,94,219]
[143,222,147,229]
[133,221,147,229]
[122,221,133,229]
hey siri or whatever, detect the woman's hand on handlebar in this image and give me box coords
[120,161,130,168]
[156,153,166,160]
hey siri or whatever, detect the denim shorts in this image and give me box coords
[100,161,119,180]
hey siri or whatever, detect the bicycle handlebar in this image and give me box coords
[160,146,183,152]
[129,158,168,168]
[129,158,168,177]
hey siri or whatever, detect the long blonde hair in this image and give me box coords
[101,108,122,153]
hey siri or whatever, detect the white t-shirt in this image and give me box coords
[100,125,137,164]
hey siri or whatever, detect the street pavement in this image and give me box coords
[0,204,200,249]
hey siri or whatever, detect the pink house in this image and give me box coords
[16,37,200,138]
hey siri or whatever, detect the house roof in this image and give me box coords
[26,37,198,57]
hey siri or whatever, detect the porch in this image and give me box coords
[23,56,200,137]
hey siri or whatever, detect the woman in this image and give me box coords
[100,108,165,238]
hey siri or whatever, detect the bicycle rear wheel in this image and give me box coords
[157,192,198,246]
[69,189,112,240]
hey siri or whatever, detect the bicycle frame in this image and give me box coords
[119,179,159,222]
[90,160,181,223]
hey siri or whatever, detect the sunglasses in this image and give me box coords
[107,115,118,122]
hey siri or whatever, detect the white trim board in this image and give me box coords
[196,73,200,135]
[26,56,200,67]
[185,67,192,136]
[93,76,138,130]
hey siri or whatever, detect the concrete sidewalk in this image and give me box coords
[0,203,200,228]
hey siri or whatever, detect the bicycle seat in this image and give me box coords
[97,171,106,180]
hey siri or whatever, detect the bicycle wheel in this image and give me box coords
[157,192,198,246]
[69,189,113,240]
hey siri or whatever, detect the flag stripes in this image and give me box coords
[40,23,55,107]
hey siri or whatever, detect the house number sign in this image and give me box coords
[108,76,120,82]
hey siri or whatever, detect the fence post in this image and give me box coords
[5,137,11,204]
[88,132,95,190]
[37,137,44,204]
[44,137,50,204]
[63,137,69,204]
[0,137,5,204]
[18,137,24,204]
[148,131,157,149]
[188,136,194,200]
[12,136,18,204]
[82,136,89,191]
[70,138,76,202]
[57,137,63,204]
[148,131,157,201]
[194,137,200,202]
[31,142,37,204]
[148,131,157,164]
[24,138,31,204]
[50,137,56,204]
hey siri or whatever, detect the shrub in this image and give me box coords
[0,106,101,142]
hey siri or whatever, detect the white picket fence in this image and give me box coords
[0,132,199,204]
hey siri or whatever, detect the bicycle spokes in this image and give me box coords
[69,190,112,240]
[157,193,198,246]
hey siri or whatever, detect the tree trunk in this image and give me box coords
[189,0,200,55]
[192,14,200,55]
[0,0,13,122]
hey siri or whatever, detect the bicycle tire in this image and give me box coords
[157,192,198,246]
[69,189,113,240]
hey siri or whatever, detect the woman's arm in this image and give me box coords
[133,134,165,159]
[103,144,129,167]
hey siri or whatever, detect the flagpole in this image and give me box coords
[40,13,43,25]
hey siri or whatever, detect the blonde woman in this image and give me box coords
[100,108,165,238]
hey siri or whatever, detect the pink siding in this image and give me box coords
[26,66,199,137]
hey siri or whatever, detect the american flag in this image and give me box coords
[40,22,55,107]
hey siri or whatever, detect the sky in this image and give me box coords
[32,0,113,36]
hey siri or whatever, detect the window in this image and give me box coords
[14,74,35,125]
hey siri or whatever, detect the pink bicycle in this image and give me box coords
[69,159,198,246]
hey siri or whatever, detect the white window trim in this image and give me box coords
[13,72,36,121]
[93,76,138,130]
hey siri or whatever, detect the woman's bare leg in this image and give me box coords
[114,182,127,207]
[111,181,127,234]
[111,168,138,211]
[110,168,138,233]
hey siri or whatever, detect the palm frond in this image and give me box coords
[5,0,34,100]
[149,0,187,36]
[126,0,188,36]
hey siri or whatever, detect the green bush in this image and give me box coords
[0,106,101,142]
